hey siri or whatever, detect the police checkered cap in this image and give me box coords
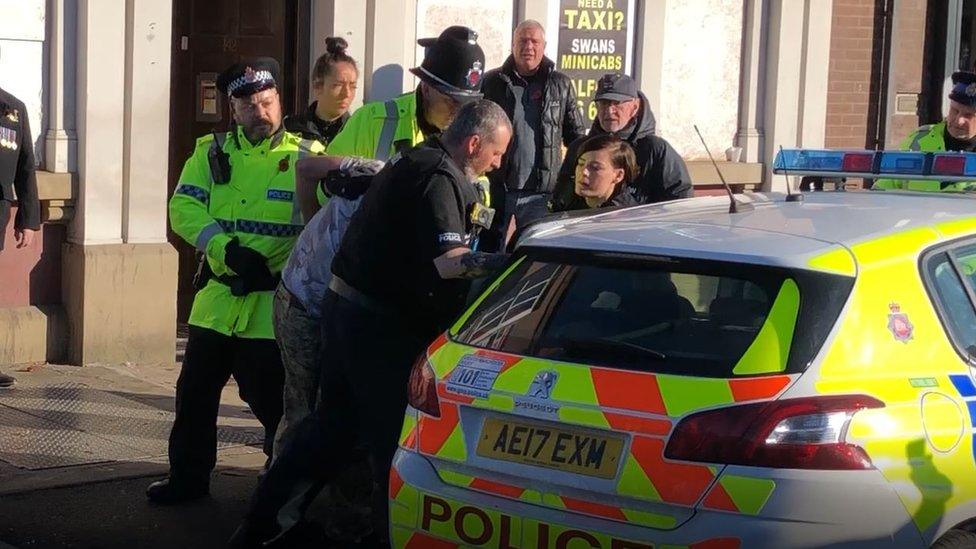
[217,57,280,98]
[949,71,976,107]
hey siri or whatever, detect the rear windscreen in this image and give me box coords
[454,248,854,378]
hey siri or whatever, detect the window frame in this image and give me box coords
[920,236,976,367]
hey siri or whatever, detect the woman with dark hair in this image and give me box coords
[570,133,639,210]
[285,37,358,145]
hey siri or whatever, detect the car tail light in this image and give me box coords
[407,353,440,417]
[665,395,884,470]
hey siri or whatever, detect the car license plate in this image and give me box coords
[475,417,625,479]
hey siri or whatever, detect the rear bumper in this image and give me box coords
[389,448,925,549]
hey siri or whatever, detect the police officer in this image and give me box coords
[229,100,513,548]
[147,58,324,505]
[0,87,40,389]
[326,26,485,162]
[875,71,976,191]
[284,36,358,147]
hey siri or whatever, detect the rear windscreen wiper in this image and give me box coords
[562,338,667,361]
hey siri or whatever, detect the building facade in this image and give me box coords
[0,0,960,366]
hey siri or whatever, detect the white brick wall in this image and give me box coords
[0,0,46,166]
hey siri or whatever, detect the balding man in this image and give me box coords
[481,19,585,251]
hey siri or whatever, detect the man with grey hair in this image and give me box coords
[481,19,586,250]
[229,99,512,548]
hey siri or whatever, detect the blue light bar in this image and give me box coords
[773,149,846,172]
[772,149,976,182]
[878,152,926,175]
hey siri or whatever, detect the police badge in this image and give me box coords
[466,61,483,89]
[5,108,18,123]
[887,302,913,343]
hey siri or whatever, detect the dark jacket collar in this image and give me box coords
[589,92,657,142]
[284,102,349,143]
[425,135,468,181]
[500,55,555,82]
[943,124,976,152]
[600,185,639,208]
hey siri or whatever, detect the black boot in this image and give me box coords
[0,370,15,389]
[145,477,209,505]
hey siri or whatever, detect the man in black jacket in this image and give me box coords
[0,87,40,389]
[550,73,692,212]
[481,20,586,249]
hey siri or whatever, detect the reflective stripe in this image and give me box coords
[195,222,223,252]
[175,184,210,205]
[908,125,934,151]
[293,139,314,225]
[235,219,303,237]
[374,100,399,161]
[209,218,301,237]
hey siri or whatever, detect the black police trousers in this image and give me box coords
[243,288,428,536]
[168,325,284,486]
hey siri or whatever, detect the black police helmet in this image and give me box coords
[410,26,485,103]
[217,57,281,98]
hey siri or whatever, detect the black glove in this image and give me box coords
[321,170,374,199]
[224,238,272,284]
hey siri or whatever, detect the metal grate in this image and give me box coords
[0,383,262,470]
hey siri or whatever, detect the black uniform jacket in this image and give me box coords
[331,137,479,336]
[284,102,350,145]
[0,87,39,231]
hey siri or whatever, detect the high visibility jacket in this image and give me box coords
[327,92,424,159]
[170,127,325,339]
[874,121,976,191]
[326,91,491,206]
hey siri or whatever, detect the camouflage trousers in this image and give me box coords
[271,282,374,539]
[272,282,322,458]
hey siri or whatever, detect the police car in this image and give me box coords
[389,149,976,548]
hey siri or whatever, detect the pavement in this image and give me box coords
[0,355,271,549]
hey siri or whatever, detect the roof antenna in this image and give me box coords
[694,125,753,214]
[779,145,804,202]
